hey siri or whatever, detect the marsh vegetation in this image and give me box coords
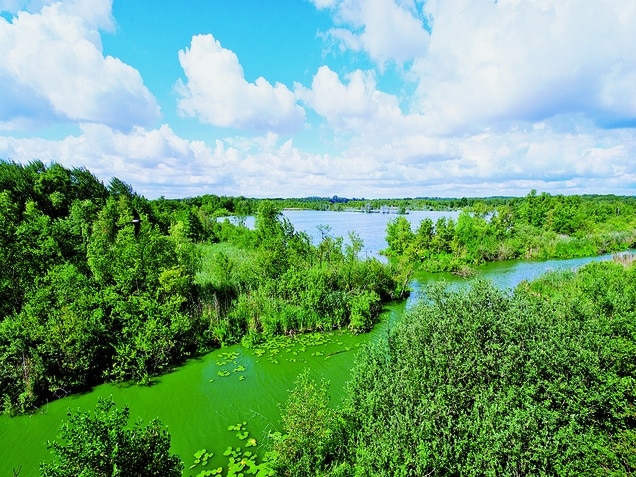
[0,160,634,475]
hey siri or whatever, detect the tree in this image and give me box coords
[271,371,338,477]
[40,397,183,477]
[0,190,20,317]
[385,216,414,257]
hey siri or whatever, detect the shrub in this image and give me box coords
[40,397,182,477]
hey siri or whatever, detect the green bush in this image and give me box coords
[270,371,339,477]
[293,262,636,476]
[40,397,183,477]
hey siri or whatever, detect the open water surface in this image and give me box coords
[229,209,461,260]
[0,210,631,476]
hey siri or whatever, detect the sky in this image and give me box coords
[1,0,635,199]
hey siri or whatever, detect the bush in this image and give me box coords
[316,263,636,476]
[348,291,381,334]
[270,371,339,476]
[40,397,183,477]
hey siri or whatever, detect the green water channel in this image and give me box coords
[0,252,628,476]
[0,307,404,476]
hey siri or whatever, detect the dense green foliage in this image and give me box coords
[270,371,341,477]
[196,202,398,348]
[385,190,636,272]
[4,159,635,475]
[0,161,206,413]
[0,160,397,414]
[40,397,183,476]
[273,260,636,476]
[156,194,512,215]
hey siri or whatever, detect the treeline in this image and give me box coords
[0,160,397,414]
[271,259,636,476]
[260,196,482,212]
[385,190,636,272]
[153,195,480,215]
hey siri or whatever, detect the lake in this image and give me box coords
[227,209,461,260]
[0,210,630,476]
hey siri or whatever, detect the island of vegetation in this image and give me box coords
[0,159,634,476]
[384,190,636,275]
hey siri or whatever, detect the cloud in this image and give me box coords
[175,34,306,134]
[0,0,160,131]
[1,1,50,14]
[335,120,636,197]
[411,0,636,132]
[313,0,430,67]
[296,65,426,145]
[312,0,636,134]
[1,117,634,199]
[297,66,382,125]
[0,123,235,196]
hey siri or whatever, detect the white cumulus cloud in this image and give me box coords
[412,0,636,132]
[312,0,636,134]
[296,65,424,143]
[0,0,160,131]
[2,116,633,199]
[175,34,306,134]
[313,0,430,67]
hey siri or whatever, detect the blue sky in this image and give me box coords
[1,0,635,199]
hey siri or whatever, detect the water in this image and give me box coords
[0,210,629,476]
[0,328,393,475]
[227,209,460,260]
[408,253,631,305]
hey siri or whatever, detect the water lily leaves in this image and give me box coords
[194,448,210,461]
[189,448,214,471]
[213,350,248,382]
[195,468,222,477]
[223,446,234,456]
[228,421,247,432]
[250,329,360,369]
[217,423,275,477]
